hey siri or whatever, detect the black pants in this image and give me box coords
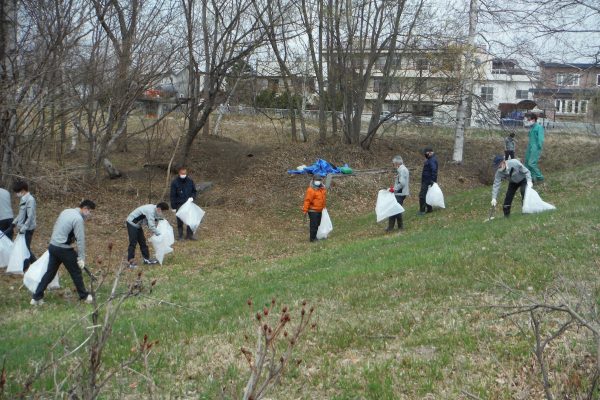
[0,218,13,240]
[503,179,527,216]
[176,217,194,239]
[419,184,433,213]
[504,150,515,160]
[127,223,150,261]
[23,229,37,271]
[33,245,88,301]
[308,211,322,242]
[388,195,406,230]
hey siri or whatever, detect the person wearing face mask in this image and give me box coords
[524,114,544,183]
[126,202,168,268]
[30,200,96,306]
[418,147,438,216]
[491,155,532,217]
[302,174,327,242]
[12,180,37,271]
[170,166,198,241]
[0,187,14,240]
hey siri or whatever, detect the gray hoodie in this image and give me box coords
[393,164,410,196]
[492,159,532,200]
[49,208,86,261]
[0,188,13,220]
[126,204,162,235]
[13,192,36,233]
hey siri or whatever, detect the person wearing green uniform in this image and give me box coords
[524,114,544,182]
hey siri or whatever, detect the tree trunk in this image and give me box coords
[0,0,18,186]
[452,0,478,164]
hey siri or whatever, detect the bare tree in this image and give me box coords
[69,0,178,178]
[0,0,87,185]
[177,0,266,165]
[452,0,478,164]
[320,0,428,148]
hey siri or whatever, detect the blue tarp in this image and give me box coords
[287,159,341,176]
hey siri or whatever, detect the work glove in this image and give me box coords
[188,197,194,201]
[77,259,85,270]
[491,198,497,207]
[389,186,394,193]
[172,209,177,213]
[527,180,533,189]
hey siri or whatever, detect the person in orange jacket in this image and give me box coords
[302,174,327,242]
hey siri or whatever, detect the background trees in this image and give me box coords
[0,0,597,183]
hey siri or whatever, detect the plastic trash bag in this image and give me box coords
[425,183,445,209]
[316,208,333,240]
[375,190,405,222]
[522,187,556,214]
[175,198,205,233]
[6,234,30,275]
[150,220,175,265]
[23,251,60,293]
[0,233,13,268]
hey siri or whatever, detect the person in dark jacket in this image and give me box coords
[418,147,438,215]
[31,200,96,306]
[170,166,198,240]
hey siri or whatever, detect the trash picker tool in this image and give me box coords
[484,206,496,223]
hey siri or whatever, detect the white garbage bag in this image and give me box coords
[150,219,175,265]
[522,187,556,214]
[425,183,445,209]
[23,251,60,293]
[316,208,333,240]
[375,190,405,223]
[0,233,13,268]
[175,198,205,233]
[6,234,30,275]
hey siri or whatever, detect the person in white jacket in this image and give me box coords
[126,202,168,268]
[387,155,409,231]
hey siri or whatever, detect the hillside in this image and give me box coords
[0,117,599,398]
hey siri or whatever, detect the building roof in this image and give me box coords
[530,87,599,96]
[540,62,599,70]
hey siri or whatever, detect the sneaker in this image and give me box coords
[186,236,197,241]
[128,261,138,269]
[143,258,159,265]
[84,294,94,304]
[30,298,44,306]
[417,211,426,216]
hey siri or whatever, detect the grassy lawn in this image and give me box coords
[1,163,598,399]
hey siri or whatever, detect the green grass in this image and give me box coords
[1,164,599,398]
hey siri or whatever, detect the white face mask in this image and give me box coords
[179,174,187,179]
[16,192,25,198]
[523,119,532,127]
[313,181,322,187]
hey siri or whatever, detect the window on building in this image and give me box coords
[480,86,494,102]
[373,78,382,93]
[516,89,529,99]
[597,74,600,86]
[556,73,580,86]
[415,58,429,70]
[554,99,589,114]
[414,78,426,93]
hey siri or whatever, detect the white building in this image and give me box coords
[472,58,536,126]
